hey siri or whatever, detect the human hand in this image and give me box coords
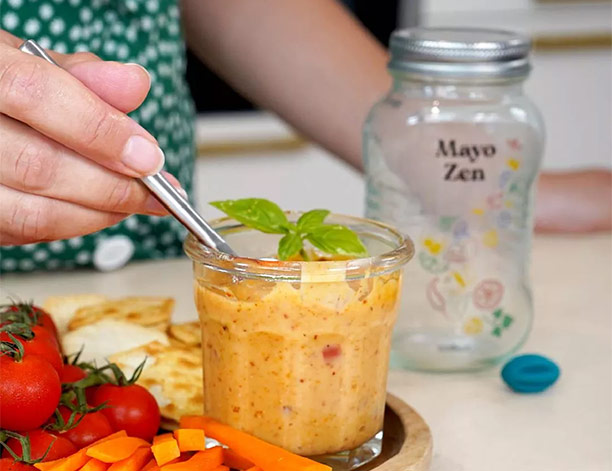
[0,30,184,245]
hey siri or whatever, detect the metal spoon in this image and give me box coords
[19,39,236,256]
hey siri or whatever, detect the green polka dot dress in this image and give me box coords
[0,0,196,272]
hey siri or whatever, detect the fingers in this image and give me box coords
[67,60,151,113]
[50,50,150,113]
[0,115,176,217]
[2,31,150,113]
[0,42,163,177]
[0,185,127,245]
[0,29,21,48]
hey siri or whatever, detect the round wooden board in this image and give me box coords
[362,394,433,471]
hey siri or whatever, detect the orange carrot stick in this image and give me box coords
[190,447,224,468]
[80,458,111,471]
[179,416,208,429]
[223,448,254,470]
[179,417,331,471]
[153,434,175,445]
[173,429,206,452]
[86,437,150,463]
[107,447,151,471]
[33,449,89,471]
[246,467,263,471]
[90,431,129,446]
[152,437,181,466]
[34,458,66,471]
[159,460,190,470]
[160,456,184,466]
[34,432,129,471]
[142,458,159,471]
[211,466,230,471]
[160,447,223,471]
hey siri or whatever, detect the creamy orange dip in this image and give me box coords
[195,268,401,456]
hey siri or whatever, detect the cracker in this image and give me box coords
[109,341,203,423]
[168,321,201,347]
[43,294,109,335]
[68,297,174,331]
[62,319,169,365]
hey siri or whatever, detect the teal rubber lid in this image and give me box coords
[501,354,560,393]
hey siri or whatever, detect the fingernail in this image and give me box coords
[145,195,167,215]
[125,62,150,85]
[121,135,165,175]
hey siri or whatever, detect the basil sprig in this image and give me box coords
[210,198,368,260]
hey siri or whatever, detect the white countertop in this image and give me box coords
[1,144,611,471]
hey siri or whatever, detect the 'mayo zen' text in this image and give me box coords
[435,139,496,182]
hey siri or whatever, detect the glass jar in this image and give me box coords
[184,214,413,470]
[363,28,545,372]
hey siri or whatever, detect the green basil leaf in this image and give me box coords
[297,209,330,233]
[210,198,290,234]
[277,232,303,260]
[306,225,368,257]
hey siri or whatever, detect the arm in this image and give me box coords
[181,0,390,170]
[535,170,612,233]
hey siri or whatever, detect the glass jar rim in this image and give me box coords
[184,213,414,282]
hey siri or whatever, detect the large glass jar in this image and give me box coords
[364,28,545,371]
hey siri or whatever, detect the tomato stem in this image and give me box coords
[64,346,85,366]
[0,335,25,361]
[0,301,41,327]
[0,430,53,465]
[80,358,147,386]
[0,322,35,340]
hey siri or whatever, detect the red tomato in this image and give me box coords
[2,305,58,342]
[0,459,37,471]
[85,386,98,406]
[90,384,160,441]
[0,355,61,431]
[0,332,62,375]
[55,406,113,448]
[32,310,59,342]
[1,430,76,462]
[59,364,87,384]
[30,325,60,351]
